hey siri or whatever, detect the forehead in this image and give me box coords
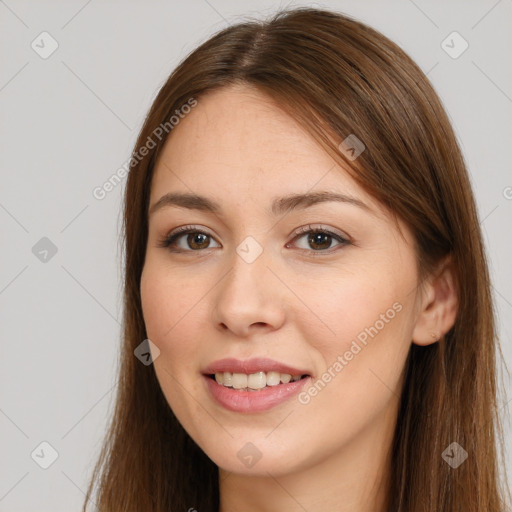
[150,84,381,215]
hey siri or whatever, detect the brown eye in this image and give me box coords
[186,233,210,250]
[290,226,350,253]
[158,227,221,252]
[307,232,334,250]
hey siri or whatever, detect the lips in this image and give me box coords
[202,357,311,376]
[203,373,312,413]
[201,357,312,412]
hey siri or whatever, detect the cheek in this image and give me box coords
[299,270,407,348]
[140,266,210,426]
[296,269,414,403]
[140,265,202,369]
[141,257,202,333]
[287,280,412,460]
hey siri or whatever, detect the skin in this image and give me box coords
[140,84,458,512]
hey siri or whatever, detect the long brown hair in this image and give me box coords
[83,7,510,511]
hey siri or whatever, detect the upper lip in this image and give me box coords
[203,357,311,376]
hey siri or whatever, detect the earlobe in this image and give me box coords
[412,256,459,346]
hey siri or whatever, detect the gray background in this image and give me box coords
[0,1,511,510]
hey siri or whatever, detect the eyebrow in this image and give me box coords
[148,191,373,218]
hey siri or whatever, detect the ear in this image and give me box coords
[412,255,459,346]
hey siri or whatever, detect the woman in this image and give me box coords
[83,7,510,511]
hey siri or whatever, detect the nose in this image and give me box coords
[212,246,286,338]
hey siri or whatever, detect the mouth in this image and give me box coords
[207,371,310,392]
[203,372,312,412]
[202,357,313,412]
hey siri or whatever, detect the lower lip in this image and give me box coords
[203,375,311,413]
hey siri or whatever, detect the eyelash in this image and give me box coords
[157,224,351,256]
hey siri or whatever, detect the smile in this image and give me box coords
[203,373,312,413]
[211,371,306,391]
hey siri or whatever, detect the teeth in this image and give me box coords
[247,371,266,390]
[266,371,281,386]
[280,373,291,384]
[223,372,232,386]
[213,371,305,390]
[232,373,247,389]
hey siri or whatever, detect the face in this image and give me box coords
[140,84,424,478]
